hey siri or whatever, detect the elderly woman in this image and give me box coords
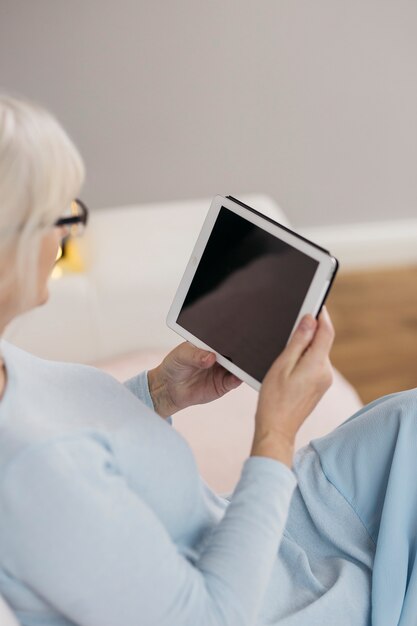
[0,95,415,626]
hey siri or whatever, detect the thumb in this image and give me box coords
[281,314,317,372]
[198,350,216,368]
[182,342,215,368]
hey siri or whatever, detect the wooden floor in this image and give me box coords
[325,264,417,405]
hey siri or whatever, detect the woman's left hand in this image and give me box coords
[147,341,242,419]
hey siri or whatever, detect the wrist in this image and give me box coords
[251,426,295,468]
[147,367,176,420]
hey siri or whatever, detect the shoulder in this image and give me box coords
[0,339,119,399]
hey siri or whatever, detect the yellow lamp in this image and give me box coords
[51,238,85,279]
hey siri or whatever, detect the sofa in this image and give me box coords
[1,193,363,625]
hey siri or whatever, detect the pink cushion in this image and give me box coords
[93,349,363,494]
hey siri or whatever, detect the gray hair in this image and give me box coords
[0,94,85,314]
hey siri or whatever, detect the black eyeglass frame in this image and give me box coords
[54,198,89,230]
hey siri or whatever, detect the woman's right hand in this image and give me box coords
[251,306,335,467]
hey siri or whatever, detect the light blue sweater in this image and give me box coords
[0,338,415,625]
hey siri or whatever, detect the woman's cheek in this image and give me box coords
[37,231,60,303]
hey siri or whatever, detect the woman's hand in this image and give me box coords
[147,342,242,419]
[251,306,335,467]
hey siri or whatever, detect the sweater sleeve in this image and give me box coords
[0,437,296,626]
[123,370,173,425]
[123,370,155,410]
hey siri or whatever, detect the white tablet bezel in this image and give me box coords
[166,195,338,391]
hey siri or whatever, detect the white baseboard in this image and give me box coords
[299,219,417,271]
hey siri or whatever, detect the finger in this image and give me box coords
[200,351,216,367]
[302,307,335,366]
[280,314,318,373]
[182,342,216,368]
[216,369,242,395]
[226,372,242,389]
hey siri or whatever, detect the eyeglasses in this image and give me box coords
[54,198,89,238]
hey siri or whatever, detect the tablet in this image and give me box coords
[166,195,339,391]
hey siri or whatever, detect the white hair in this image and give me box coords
[0,94,85,312]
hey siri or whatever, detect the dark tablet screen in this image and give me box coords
[176,206,319,383]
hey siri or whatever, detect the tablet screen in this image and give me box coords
[176,206,319,382]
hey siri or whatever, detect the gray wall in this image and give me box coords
[0,0,416,228]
